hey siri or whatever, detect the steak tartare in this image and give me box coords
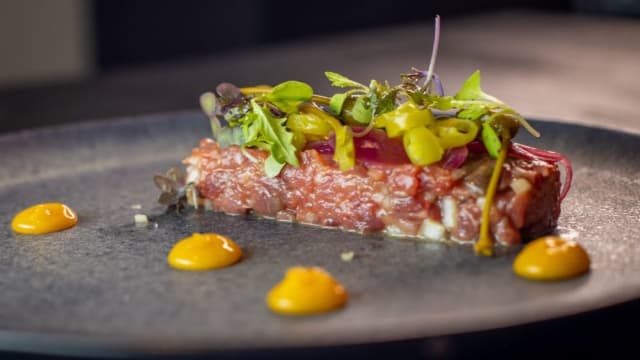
[156,17,572,255]
[183,137,560,246]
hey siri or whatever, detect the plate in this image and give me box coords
[0,112,639,356]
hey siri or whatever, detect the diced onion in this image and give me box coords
[385,225,406,236]
[418,219,446,241]
[134,214,149,226]
[510,178,532,194]
[441,196,458,230]
[340,251,355,261]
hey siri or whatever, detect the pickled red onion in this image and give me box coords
[462,140,572,202]
[509,142,573,202]
[441,146,469,169]
[306,128,409,165]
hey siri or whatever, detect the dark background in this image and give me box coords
[1,0,638,134]
[92,0,631,71]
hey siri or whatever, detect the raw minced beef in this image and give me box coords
[184,139,560,245]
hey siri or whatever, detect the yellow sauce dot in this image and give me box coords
[168,233,242,271]
[514,236,590,281]
[11,203,78,234]
[266,266,348,315]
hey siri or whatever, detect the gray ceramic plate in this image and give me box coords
[0,112,639,357]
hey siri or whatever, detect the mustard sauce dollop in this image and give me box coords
[11,202,78,234]
[168,233,242,271]
[513,236,590,281]
[266,266,348,315]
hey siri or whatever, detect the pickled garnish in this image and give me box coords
[474,130,510,256]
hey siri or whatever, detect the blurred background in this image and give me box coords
[0,0,639,133]
[2,0,639,88]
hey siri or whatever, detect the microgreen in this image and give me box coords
[349,97,373,124]
[243,100,299,177]
[200,92,219,118]
[368,80,398,116]
[153,167,189,211]
[324,71,368,90]
[481,121,501,158]
[199,92,244,147]
[454,70,503,105]
[266,80,314,113]
[195,14,539,182]
[428,95,454,111]
[423,15,441,92]
[453,71,540,137]
[216,82,243,105]
[329,93,348,115]
[457,103,488,121]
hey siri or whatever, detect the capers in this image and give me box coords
[490,114,520,139]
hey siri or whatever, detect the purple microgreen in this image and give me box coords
[153,167,189,210]
[216,82,243,105]
[432,73,445,96]
[423,15,441,92]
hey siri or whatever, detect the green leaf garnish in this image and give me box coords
[457,104,488,121]
[429,95,454,111]
[266,80,313,113]
[264,153,287,178]
[481,121,501,159]
[454,70,503,104]
[244,100,299,177]
[224,104,251,127]
[329,93,348,115]
[454,70,539,138]
[241,113,262,148]
[349,97,373,124]
[368,81,398,116]
[217,127,244,147]
[324,71,367,90]
[455,70,483,101]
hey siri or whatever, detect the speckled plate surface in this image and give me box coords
[0,112,638,357]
